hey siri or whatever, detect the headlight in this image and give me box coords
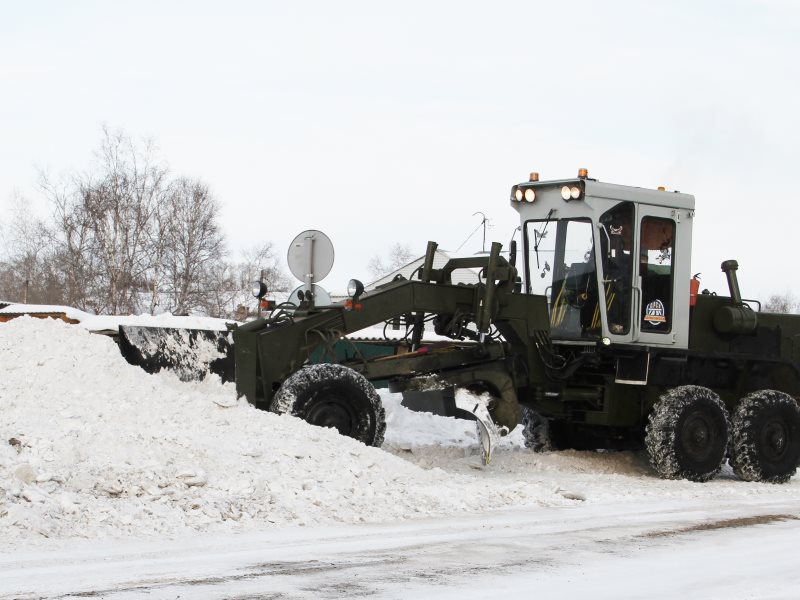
[251,281,267,299]
[524,188,535,203]
[514,188,523,202]
[561,185,582,201]
[347,279,364,299]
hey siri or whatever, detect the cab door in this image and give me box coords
[633,205,692,348]
[596,201,636,344]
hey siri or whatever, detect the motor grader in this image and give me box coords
[233,170,800,483]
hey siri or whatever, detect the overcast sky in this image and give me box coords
[1,1,798,299]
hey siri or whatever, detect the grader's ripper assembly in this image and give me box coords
[234,170,800,483]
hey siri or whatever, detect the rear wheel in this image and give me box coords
[271,363,386,447]
[730,390,800,483]
[645,385,729,482]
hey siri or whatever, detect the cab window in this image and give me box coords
[640,217,676,333]
[525,217,598,340]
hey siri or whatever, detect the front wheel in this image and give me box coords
[730,390,800,484]
[645,385,729,482]
[270,363,386,447]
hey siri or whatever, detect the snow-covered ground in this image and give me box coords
[1,316,799,598]
[0,304,236,332]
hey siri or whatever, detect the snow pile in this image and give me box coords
[0,304,235,332]
[1,317,798,546]
[0,304,91,322]
[0,317,560,542]
[79,312,235,333]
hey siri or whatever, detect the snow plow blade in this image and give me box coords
[400,387,505,465]
[455,396,507,465]
[118,325,235,383]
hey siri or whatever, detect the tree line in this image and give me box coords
[0,128,289,319]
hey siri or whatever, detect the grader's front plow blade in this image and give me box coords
[118,325,235,383]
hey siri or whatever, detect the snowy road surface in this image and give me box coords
[2,497,798,599]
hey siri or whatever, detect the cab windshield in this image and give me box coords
[525,217,598,340]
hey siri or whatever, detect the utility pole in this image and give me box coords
[23,279,30,304]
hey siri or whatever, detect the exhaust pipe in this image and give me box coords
[721,260,743,306]
[714,260,757,335]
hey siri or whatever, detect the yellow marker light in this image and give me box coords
[578,168,589,178]
[529,172,539,182]
[524,188,535,202]
[561,186,571,200]
[658,186,666,191]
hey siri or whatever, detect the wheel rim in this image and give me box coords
[760,418,788,462]
[680,410,717,461]
[304,387,357,436]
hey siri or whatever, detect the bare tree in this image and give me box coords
[42,127,168,314]
[237,242,290,297]
[763,292,799,314]
[159,178,226,315]
[147,193,170,315]
[81,128,168,314]
[43,177,95,310]
[195,259,237,319]
[367,242,414,280]
[200,243,290,319]
[8,126,288,319]
[0,196,62,305]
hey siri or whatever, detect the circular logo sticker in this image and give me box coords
[644,299,667,326]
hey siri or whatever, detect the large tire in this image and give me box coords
[730,390,800,484]
[521,407,565,452]
[645,385,729,482]
[271,364,386,447]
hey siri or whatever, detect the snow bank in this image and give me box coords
[0,317,559,542]
[1,317,797,546]
[0,304,91,321]
[0,304,235,332]
[0,304,236,331]
[79,312,235,332]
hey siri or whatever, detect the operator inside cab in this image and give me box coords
[599,202,635,335]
